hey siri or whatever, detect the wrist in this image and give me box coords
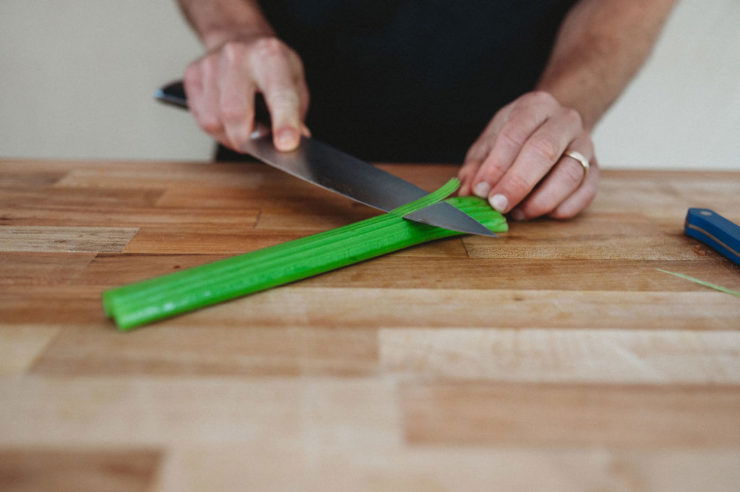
[202,25,275,51]
[534,82,598,131]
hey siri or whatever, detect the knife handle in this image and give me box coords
[684,208,740,265]
[154,80,271,125]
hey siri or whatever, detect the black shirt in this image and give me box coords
[222,0,577,163]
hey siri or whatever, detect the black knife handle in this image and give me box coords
[154,80,271,125]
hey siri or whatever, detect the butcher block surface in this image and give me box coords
[1,159,739,491]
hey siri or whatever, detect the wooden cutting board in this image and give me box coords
[1,159,739,492]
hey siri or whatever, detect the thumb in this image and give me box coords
[263,87,301,151]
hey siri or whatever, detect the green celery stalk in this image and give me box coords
[103,179,507,330]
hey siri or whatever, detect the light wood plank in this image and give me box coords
[592,173,740,219]
[381,328,740,383]
[158,445,740,492]
[402,381,740,447]
[0,378,399,447]
[31,326,377,377]
[0,326,60,376]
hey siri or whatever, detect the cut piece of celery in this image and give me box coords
[103,179,507,330]
[656,269,740,297]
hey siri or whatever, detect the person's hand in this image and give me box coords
[183,34,310,152]
[458,91,598,220]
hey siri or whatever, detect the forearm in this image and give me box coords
[537,0,676,129]
[177,0,274,50]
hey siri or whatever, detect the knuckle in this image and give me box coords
[498,127,528,149]
[219,103,246,122]
[526,90,556,106]
[222,40,247,60]
[198,115,222,134]
[503,173,532,199]
[563,107,582,127]
[529,137,560,163]
[465,142,487,162]
[458,166,475,183]
[478,158,506,183]
[184,64,199,83]
[252,37,287,59]
[198,55,219,76]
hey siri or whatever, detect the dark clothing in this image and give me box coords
[219,0,577,163]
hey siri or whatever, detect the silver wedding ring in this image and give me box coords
[564,150,590,179]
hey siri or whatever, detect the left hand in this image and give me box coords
[458,91,599,220]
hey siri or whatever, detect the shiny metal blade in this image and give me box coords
[241,136,496,237]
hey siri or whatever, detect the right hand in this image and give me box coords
[183,34,310,152]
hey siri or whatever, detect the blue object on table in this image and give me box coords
[684,208,740,265]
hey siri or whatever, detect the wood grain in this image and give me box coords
[31,326,378,377]
[0,326,60,376]
[0,448,161,492]
[150,287,739,331]
[381,328,740,383]
[402,381,740,447]
[0,226,137,253]
[1,159,739,491]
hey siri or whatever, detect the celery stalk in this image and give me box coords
[103,179,507,330]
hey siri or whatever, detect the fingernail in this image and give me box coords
[489,194,508,212]
[276,129,298,150]
[511,209,526,221]
[473,182,491,198]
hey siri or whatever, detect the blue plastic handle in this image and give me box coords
[684,208,740,265]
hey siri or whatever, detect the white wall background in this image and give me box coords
[1,0,738,169]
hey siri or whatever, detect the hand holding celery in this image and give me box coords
[103,179,507,330]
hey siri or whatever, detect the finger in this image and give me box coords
[458,107,511,195]
[549,158,599,219]
[193,58,229,147]
[511,136,594,220]
[470,92,559,199]
[251,45,304,151]
[458,143,489,196]
[487,106,583,213]
[263,84,302,151]
[183,63,213,140]
[218,45,256,150]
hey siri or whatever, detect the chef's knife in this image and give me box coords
[154,81,495,237]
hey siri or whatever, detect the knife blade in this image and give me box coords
[155,81,495,236]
